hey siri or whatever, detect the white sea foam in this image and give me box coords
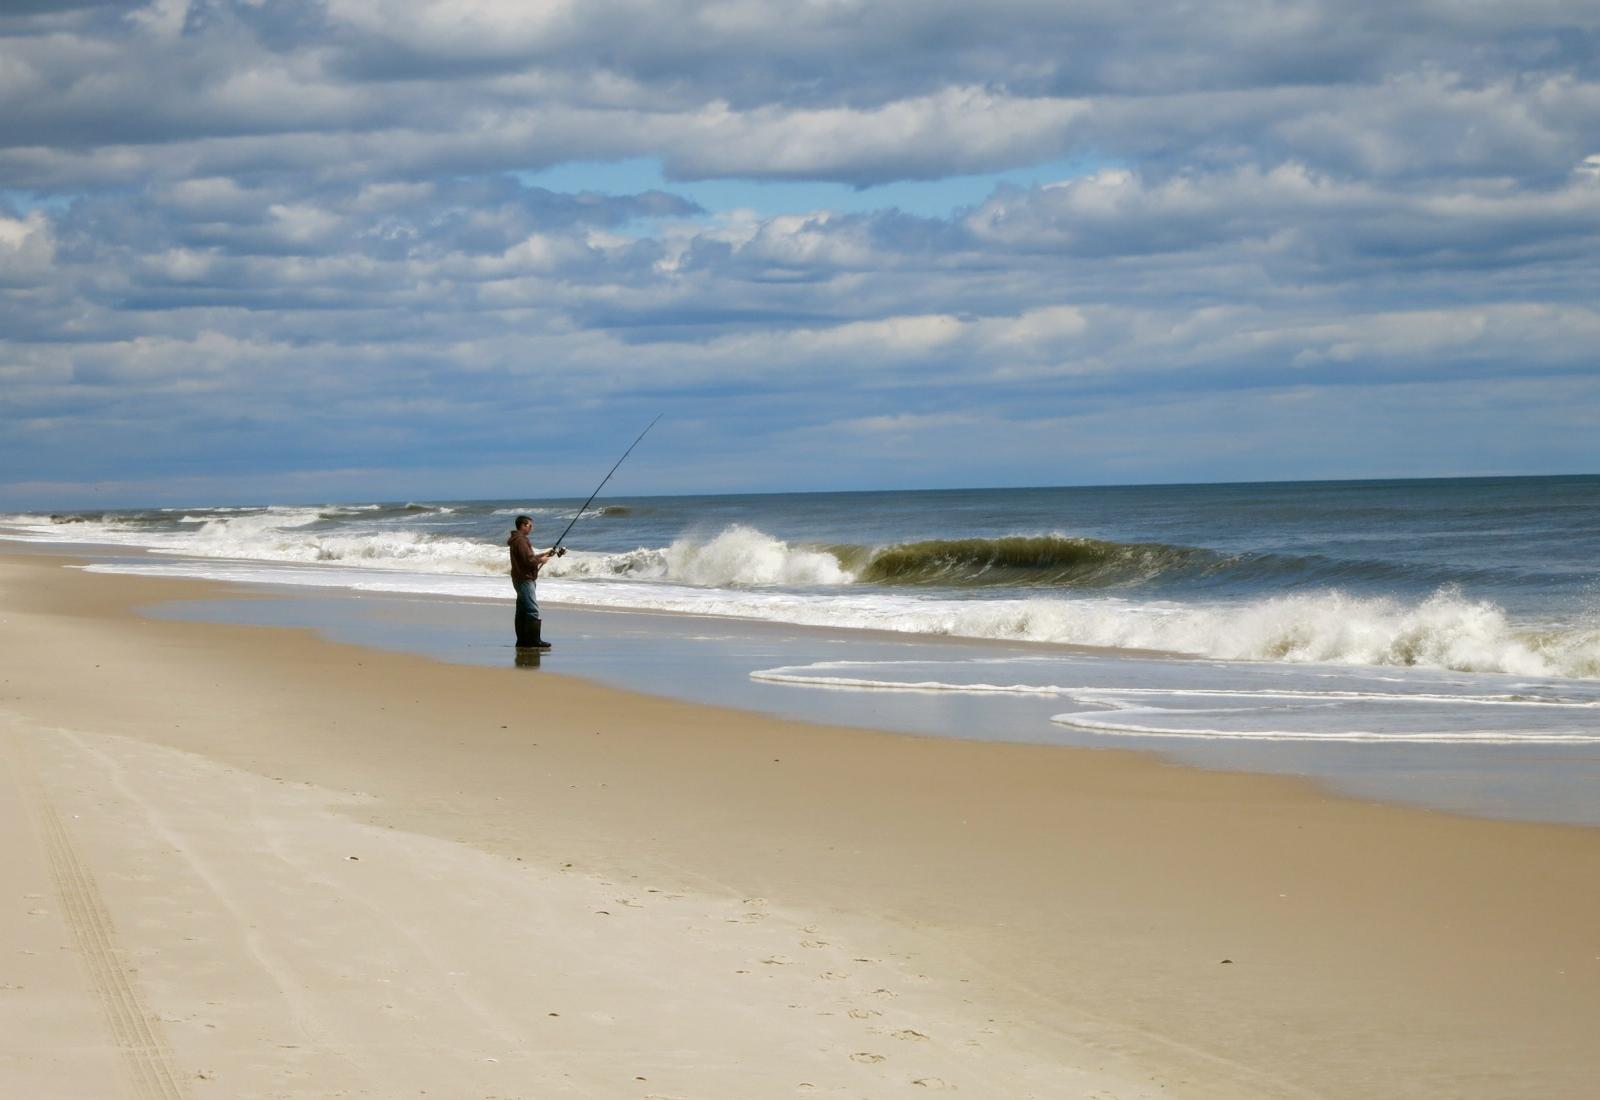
[1046,684,1600,743]
[64,554,1600,681]
[970,588,1600,680]
[0,514,191,547]
[1048,711,1600,744]
[81,560,505,600]
[537,526,852,586]
[748,660,1600,744]
[752,666,1069,696]
[490,506,573,517]
[178,528,509,575]
[662,525,853,586]
[192,508,325,538]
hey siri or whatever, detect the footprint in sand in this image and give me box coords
[869,988,898,999]
[892,1029,929,1041]
[761,955,791,966]
[848,1008,881,1020]
[817,970,849,981]
[850,1052,886,1064]
[800,939,829,949]
[912,1077,954,1089]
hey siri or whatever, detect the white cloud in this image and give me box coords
[1284,305,1600,368]
[0,210,55,283]
[665,87,1090,182]
[128,0,194,41]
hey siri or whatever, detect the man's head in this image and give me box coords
[515,515,532,532]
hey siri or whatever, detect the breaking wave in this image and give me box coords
[552,531,1234,590]
[900,587,1600,680]
[853,535,1215,587]
[546,525,852,586]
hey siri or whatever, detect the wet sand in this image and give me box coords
[2,545,1597,1098]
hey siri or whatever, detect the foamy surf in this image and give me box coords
[5,477,1598,683]
[749,659,1600,744]
[10,518,1593,681]
[60,555,1600,682]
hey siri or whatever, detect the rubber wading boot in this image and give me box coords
[532,618,552,650]
[515,614,538,648]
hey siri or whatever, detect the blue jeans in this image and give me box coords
[513,577,540,619]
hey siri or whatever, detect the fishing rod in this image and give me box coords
[550,414,662,553]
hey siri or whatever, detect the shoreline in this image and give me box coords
[104,541,1600,830]
[3,543,1598,1097]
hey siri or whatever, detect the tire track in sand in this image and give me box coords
[4,725,190,1100]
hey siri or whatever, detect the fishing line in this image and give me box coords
[551,414,662,552]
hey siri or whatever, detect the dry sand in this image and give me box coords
[1,545,1597,1099]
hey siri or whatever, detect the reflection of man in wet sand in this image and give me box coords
[507,515,563,650]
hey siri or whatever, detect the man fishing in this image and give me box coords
[508,515,563,649]
[508,414,660,653]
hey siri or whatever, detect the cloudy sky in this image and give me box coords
[2,0,1597,507]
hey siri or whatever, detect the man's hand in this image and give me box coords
[556,546,567,557]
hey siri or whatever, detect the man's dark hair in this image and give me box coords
[514,514,533,527]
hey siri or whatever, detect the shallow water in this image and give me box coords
[148,587,1600,828]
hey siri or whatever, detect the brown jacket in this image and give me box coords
[507,529,540,583]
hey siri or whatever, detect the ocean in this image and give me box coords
[5,475,1599,823]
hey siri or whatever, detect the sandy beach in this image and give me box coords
[2,544,1597,1099]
